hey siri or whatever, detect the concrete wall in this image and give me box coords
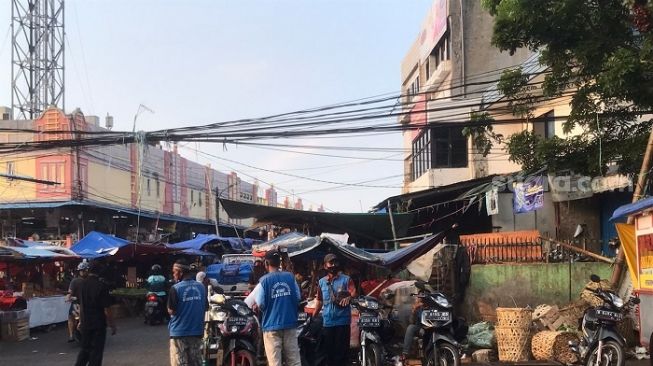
[463,262,612,322]
[491,192,556,237]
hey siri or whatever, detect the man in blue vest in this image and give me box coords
[254,250,301,366]
[314,253,357,366]
[167,259,207,366]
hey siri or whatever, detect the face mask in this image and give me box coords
[327,266,339,274]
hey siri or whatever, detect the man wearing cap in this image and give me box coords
[167,259,207,366]
[254,250,301,366]
[314,253,357,366]
[73,261,116,366]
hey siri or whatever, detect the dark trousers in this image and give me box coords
[322,325,350,366]
[75,327,107,366]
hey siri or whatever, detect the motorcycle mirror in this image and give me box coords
[590,274,601,283]
[230,285,237,292]
[574,224,584,238]
[632,297,641,305]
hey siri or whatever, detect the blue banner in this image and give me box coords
[513,176,544,214]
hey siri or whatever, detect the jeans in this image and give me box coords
[262,328,302,366]
[403,324,420,355]
[323,325,350,366]
[74,327,107,366]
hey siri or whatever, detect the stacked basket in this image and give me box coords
[495,308,532,362]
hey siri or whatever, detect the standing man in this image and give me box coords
[168,259,207,366]
[248,257,266,291]
[73,261,117,366]
[66,261,89,343]
[254,251,301,366]
[314,254,357,366]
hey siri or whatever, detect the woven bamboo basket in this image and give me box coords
[496,326,531,362]
[531,331,579,364]
[496,307,533,329]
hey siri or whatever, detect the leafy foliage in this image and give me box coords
[478,0,653,175]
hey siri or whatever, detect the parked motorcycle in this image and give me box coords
[144,292,167,325]
[569,274,640,366]
[204,285,259,366]
[297,301,326,366]
[352,295,388,366]
[411,281,465,366]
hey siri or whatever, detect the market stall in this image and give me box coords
[0,245,79,332]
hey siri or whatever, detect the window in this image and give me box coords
[39,161,65,192]
[191,190,194,203]
[432,127,468,168]
[409,76,420,96]
[6,161,15,176]
[410,126,468,181]
[198,191,202,207]
[146,179,151,196]
[544,111,555,139]
[153,172,160,198]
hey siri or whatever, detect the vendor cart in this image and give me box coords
[611,198,653,354]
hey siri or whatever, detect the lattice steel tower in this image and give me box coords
[11,0,65,120]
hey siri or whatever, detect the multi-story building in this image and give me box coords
[400,0,531,193]
[0,107,276,243]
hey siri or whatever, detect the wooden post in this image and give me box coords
[611,126,653,286]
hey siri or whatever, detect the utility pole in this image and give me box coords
[611,127,653,285]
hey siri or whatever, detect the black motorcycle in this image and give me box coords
[569,274,639,366]
[144,292,167,325]
[204,285,258,366]
[298,302,326,366]
[352,295,387,366]
[412,281,465,366]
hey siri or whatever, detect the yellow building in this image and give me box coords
[0,107,264,242]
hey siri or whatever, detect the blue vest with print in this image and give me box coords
[258,271,300,332]
[168,279,206,337]
[318,274,352,327]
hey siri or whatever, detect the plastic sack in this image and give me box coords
[466,321,496,349]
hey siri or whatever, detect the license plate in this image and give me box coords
[298,312,308,322]
[146,301,158,306]
[226,316,248,327]
[424,310,451,322]
[358,316,380,328]
[596,310,622,321]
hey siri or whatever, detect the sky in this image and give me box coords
[0,0,432,212]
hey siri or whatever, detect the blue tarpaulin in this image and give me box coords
[71,231,130,259]
[206,262,253,285]
[610,196,653,221]
[181,248,217,257]
[167,234,256,253]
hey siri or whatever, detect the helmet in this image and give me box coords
[151,264,162,274]
[77,261,90,271]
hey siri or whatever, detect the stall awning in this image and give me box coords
[220,199,414,242]
[253,228,450,272]
[0,245,77,261]
[610,196,653,221]
[71,231,172,259]
[167,234,248,252]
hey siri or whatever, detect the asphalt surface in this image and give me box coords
[0,316,650,366]
[0,316,169,365]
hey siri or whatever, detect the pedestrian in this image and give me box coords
[401,290,425,363]
[248,257,266,291]
[254,250,301,366]
[314,253,357,366]
[66,261,89,343]
[73,261,117,366]
[167,259,207,366]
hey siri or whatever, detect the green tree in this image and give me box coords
[474,0,653,176]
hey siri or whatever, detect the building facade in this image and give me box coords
[0,107,277,242]
[400,0,532,193]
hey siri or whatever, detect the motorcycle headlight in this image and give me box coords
[434,294,451,309]
[610,293,624,309]
[234,304,251,316]
[214,310,227,322]
[364,299,379,310]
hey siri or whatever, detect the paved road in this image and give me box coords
[0,316,650,366]
[0,316,169,365]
